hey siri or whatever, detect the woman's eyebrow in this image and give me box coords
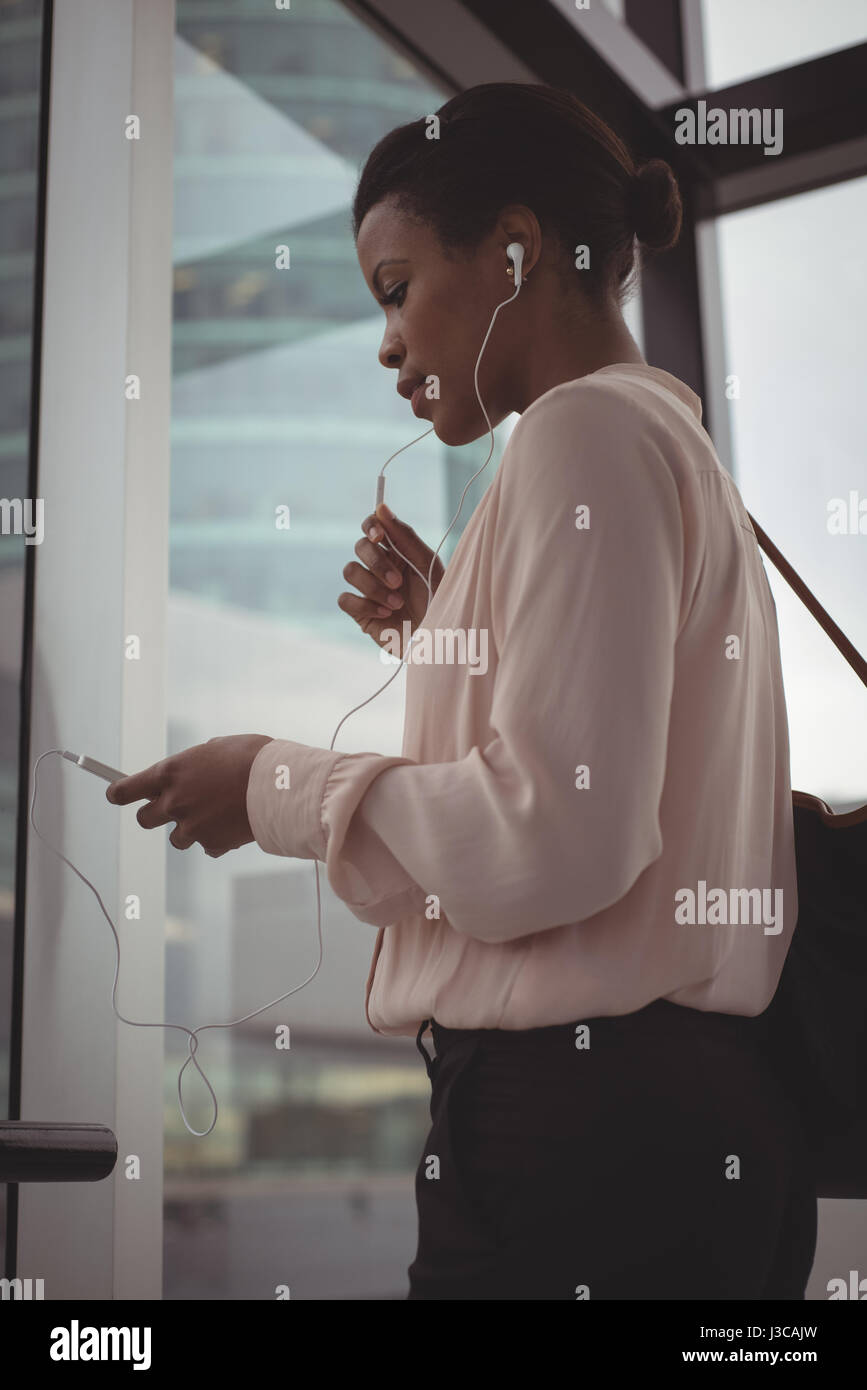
[372,258,410,294]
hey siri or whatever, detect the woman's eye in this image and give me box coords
[383,283,407,308]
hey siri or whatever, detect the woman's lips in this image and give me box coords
[411,383,428,418]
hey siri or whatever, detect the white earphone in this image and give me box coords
[30,243,527,1136]
[506,240,524,288]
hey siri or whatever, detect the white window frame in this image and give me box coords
[18,0,174,1300]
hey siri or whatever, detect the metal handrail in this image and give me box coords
[0,1122,117,1182]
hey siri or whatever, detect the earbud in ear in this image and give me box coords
[506,241,524,289]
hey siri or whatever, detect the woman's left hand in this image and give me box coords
[105,733,274,858]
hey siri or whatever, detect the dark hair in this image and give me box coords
[352,82,682,309]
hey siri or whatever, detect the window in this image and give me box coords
[166,0,484,1299]
[713,175,867,809]
[700,0,867,87]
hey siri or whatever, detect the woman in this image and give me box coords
[108,83,817,1300]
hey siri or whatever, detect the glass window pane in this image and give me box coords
[166,0,486,1300]
[700,0,867,87]
[714,175,867,810]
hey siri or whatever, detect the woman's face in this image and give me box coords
[356,197,519,446]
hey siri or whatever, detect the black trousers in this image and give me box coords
[407,999,818,1300]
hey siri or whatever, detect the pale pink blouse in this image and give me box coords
[246,363,797,1038]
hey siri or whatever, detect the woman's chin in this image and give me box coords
[432,412,479,448]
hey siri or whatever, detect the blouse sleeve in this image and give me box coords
[246,384,686,943]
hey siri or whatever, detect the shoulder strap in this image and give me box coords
[746,513,867,689]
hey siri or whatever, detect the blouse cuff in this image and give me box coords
[246,738,344,861]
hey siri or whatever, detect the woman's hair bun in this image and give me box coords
[629,159,682,253]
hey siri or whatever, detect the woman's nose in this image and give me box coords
[378,329,402,371]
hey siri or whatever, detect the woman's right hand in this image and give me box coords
[338,504,444,654]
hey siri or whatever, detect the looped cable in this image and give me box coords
[29,748,324,1138]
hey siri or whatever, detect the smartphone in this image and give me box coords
[62,750,127,783]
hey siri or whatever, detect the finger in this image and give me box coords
[353,535,405,587]
[169,824,196,851]
[372,505,440,577]
[106,759,170,806]
[361,507,421,554]
[136,800,174,831]
[337,591,398,624]
[341,560,404,610]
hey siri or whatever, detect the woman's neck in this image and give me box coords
[514,304,645,414]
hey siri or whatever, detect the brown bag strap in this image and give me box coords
[746,512,867,690]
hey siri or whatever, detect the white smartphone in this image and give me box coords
[62,750,127,783]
